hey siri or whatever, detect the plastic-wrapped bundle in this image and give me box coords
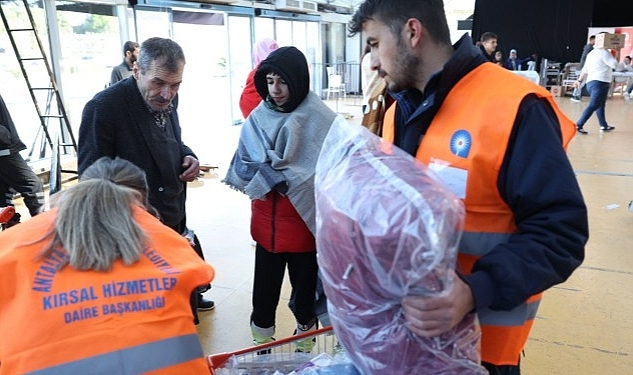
[314,118,487,375]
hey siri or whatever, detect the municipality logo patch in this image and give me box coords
[450,130,471,158]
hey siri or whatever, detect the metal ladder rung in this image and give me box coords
[0,0,77,160]
[7,27,35,32]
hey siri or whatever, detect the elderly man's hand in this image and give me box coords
[402,273,475,338]
[179,155,200,182]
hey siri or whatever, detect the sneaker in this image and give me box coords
[600,126,615,132]
[625,93,631,100]
[294,319,317,353]
[576,127,588,134]
[197,295,215,311]
[570,96,581,103]
[251,323,275,346]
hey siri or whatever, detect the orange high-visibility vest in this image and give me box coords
[383,63,575,365]
[0,207,215,374]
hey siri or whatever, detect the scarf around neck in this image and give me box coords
[222,92,339,234]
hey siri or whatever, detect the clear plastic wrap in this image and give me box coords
[314,118,487,375]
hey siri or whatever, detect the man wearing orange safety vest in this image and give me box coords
[349,1,588,374]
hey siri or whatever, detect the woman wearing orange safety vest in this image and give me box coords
[0,157,215,375]
[349,2,588,374]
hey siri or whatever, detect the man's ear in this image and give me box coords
[404,18,425,49]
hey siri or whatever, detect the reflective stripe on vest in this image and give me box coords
[382,63,575,366]
[26,334,203,375]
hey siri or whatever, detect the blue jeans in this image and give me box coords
[576,80,610,128]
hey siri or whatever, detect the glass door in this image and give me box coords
[228,15,253,124]
[133,5,172,42]
[170,11,230,164]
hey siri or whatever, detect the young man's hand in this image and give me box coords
[402,273,475,338]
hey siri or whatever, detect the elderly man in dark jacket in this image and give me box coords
[0,93,44,221]
[78,37,214,316]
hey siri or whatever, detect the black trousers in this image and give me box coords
[251,244,317,329]
[169,218,209,324]
[483,361,521,375]
[0,153,44,216]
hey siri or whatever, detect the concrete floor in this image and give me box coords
[9,93,633,373]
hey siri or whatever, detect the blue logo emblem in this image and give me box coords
[450,130,471,158]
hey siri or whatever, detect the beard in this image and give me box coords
[385,40,421,93]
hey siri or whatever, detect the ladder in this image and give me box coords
[0,0,77,163]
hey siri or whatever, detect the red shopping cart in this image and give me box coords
[208,326,340,374]
[0,206,16,231]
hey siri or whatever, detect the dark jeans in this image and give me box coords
[0,153,44,216]
[576,80,610,128]
[251,244,318,329]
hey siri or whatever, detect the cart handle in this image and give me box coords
[208,326,333,371]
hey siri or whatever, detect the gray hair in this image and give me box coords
[39,157,150,271]
[137,37,186,75]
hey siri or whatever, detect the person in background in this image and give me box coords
[616,55,632,72]
[239,38,279,118]
[614,56,633,98]
[494,50,504,66]
[622,55,633,99]
[78,37,215,316]
[478,31,498,63]
[349,0,588,373]
[360,44,391,135]
[571,35,595,102]
[110,40,139,86]
[0,156,215,374]
[573,41,619,134]
[504,48,532,71]
[223,46,338,352]
[0,92,44,225]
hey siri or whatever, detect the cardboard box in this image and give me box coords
[594,33,626,49]
[550,85,562,97]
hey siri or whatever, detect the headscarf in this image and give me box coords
[253,38,279,66]
[254,46,310,113]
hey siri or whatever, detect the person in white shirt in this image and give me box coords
[572,45,618,134]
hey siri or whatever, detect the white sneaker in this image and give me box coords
[625,93,630,100]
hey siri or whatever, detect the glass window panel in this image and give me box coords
[292,21,307,56]
[275,19,292,47]
[228,15,253,123]
[254,17,274,50]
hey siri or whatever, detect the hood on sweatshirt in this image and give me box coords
[255,46,310,112]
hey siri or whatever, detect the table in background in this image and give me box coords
[512,70,541,85]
